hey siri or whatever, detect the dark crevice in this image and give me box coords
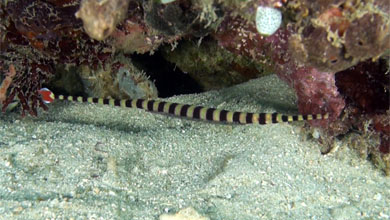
[131,49,203,98]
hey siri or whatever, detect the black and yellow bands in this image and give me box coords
[54,94,329,124]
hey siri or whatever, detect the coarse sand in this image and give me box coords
[0,75,389,219]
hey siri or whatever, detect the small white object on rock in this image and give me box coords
[255,6,282,36]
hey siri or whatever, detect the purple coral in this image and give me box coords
[1,63,51,116]
[0,0,112,116]
[213,16,343,127]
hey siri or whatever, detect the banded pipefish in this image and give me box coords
[38,88,328,124]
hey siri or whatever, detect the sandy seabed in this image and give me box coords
[0,75,389,219]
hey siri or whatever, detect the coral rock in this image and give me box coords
[288,0,390,72]
[76,0,130,41]
[344,13,390,61]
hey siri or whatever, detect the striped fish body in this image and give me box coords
[38,88,328,124]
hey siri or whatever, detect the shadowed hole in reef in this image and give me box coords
[131,50,203,98]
